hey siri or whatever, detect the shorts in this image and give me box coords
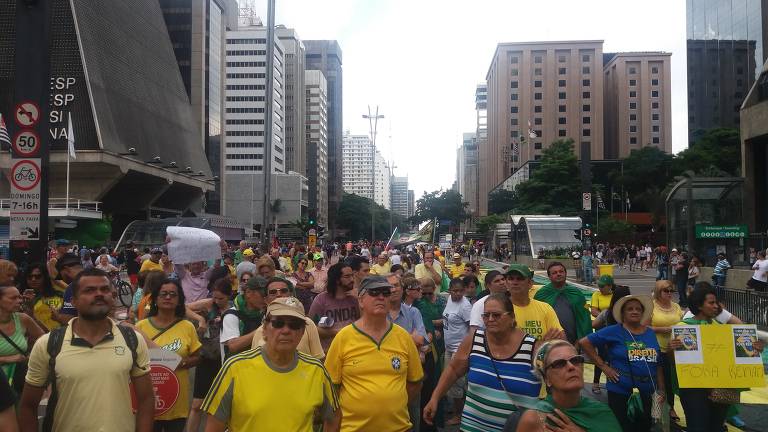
[193,358,222,399]
[444,350,467,399]
[747,278,768,292]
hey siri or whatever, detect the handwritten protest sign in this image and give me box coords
[673,324,765,388]
[166,226,221,264]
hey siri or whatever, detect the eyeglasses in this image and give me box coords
[662,289,676,293]
[406,286,421,291]
[366,288,392,298]
[27,274,42,280]
[481,311,510,320]
[158,291,178,298]
[270,318,306,330]
[545,355,586,371]
[268,288,290,296]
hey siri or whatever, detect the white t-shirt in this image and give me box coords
[390,254,401,265]
[469,295,489,328]
[442,296,473,352]
[220,309,241,344]
[682,309,732,324]
[361,248,371,258]
[752,259,768,282]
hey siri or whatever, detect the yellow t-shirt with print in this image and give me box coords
[591,291,613,312]
[136,318,202,421]
[324,323,424,432]
[139,259,163,273]
[33,296,64,330]
[449,263,466,279]
[514,299,563,340]
[202,348,338,432]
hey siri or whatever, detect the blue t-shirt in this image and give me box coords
[60,282,78,317]
[587,324,660,395]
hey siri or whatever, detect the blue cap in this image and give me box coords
[55,239,71,246]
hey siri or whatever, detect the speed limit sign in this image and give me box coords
[12,130,40,157]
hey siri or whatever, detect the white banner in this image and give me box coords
[166,226,221,264]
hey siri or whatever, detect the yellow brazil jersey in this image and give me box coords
[136,318,202,421]
[33,295,64,330]
[449,263,466,279]
[514,299,563,340]
[324,323,424,432]
[591,291,613,312]
[370,262,391,275]
[202,347,339,432]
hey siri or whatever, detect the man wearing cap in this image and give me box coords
[139,248,164,273]
[235,248,257,280]
[448,253,466,279]
[324,275,424,431]
[46,239,72,279]
[251,280,324,359]
[369,253,391,275]
[505,264,564,341]
[203,297,340,432]
[221,276,267,357]
[52,253,85,324]
[534,262,592,344]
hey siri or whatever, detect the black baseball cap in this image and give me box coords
[55,253,81,271]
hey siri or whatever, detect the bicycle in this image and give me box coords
[109,271,134,309]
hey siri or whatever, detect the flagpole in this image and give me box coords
[66,150,70,209]
[385,227,398,250]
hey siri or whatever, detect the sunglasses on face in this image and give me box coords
[481,311,510,320]
[268,288,290,296]
[545,355,586,371]
[270,318,306,330]
[662,288,676,293]
[406,286,421,291]
[366,288,392,298]
[158,291,178,298]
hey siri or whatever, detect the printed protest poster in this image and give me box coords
[671,326,703,364]
[732,325,762,365]
[674,324,765,388]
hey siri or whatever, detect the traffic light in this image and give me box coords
[308,209,317,227]
[317,225,325,237]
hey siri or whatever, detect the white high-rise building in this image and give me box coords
[305,70,329,226]
[391,176,409,218]
[342,132,390,209]
[224,26,307,229]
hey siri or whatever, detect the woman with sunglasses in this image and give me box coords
[136,278,201,432]
[516,340,621,431]
[646,279,683,424]
[579,294,664,432]
[424,293,542,431]
[238,271,253,294]
[19,262,63,331]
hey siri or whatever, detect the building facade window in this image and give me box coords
[534,56,542,63]
[582,66,590,74]
[629,91,637,98]
[652,113,659,120]
[534,68,542,76]
[511,106,519,113]
[629,102,637,109]
[534,118,542,125]
[558,55,566,63]
[559,79,566,87]
[630,125,637,132]
[582,129,591,137]
[535,105,543,113]
[559,129,567,137]
[558,117,567,124]
[534,142,543,149]
[629,67,637,74]
[511,93,518,101]
[582,116,591,124]
[630,114,637,121]
[651,66,659,74]
[535,93,543,100]
[652,102,659,109]
[510,81,518,88]
[558,92,566,99]
[652,79,659,86]
[652,90,659,97]
[535,80,543,87]
[583,104,590,112]
[511,57,519,63]
[629,79,636,86]
[652,137,660,144]
[511,69,519,76]
[630,137,637,144]
[559,105,566,112]
[559,67,567,75]
[583,91,590,98]
[652,125,660,132]
[582,79,590,86]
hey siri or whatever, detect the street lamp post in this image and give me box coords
[260,0,276,251]
[363,106,384,243]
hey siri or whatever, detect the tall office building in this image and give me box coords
[224,26,302,229]
[159,0,239,214]
[342,133,390,209]
[470,84,487,219]
[275,26,307,175]
[305,70,329,226]
[686,0,768,145]
[305,41,343,234]
[603,52,673,158]
[481,40,604,215]
[391,176,410,218]
[460,132,479,217]
[407,190,415,219]
[0,0,214,234]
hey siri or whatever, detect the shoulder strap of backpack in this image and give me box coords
[116,323,140,369]
[42,326,68,432]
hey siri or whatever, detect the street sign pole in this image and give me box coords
[10,1,51,264]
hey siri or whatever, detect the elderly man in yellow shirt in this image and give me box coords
[448,253,466,279]
[369,253,391,275]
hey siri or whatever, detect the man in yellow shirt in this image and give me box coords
[449,253,466,279]
[369,253,391,275]
[324,276,423,431]
[414,251,442,286]
[505,264,564,341]
[138,247,164,273]
[203,297,339,432]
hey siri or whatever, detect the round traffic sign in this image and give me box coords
[10,159,41,191]
[12,130,40,157]
[14,101,40,127]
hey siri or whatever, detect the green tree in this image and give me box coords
[410,189,470,227]
[514,139,580,215]
[336,193,406,241]
[476,214,504,234]
[675,128,740,176]
[596,216,636,244]
[488,189,516,214]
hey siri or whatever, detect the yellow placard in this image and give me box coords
[674,324,765,388]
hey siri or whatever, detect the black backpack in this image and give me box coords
[42,323,139,432]
[221,309,263,359]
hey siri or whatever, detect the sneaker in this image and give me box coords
[727,415,746,428]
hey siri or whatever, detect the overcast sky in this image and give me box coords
[247,0,688,201]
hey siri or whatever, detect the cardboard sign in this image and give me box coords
[673,324,765,388]
[166,226,221,264]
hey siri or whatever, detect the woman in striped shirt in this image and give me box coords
[423,293,541,431]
